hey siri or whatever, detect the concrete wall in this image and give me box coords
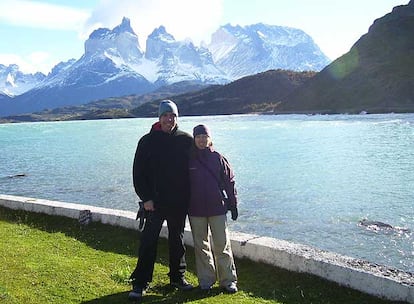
[0,194,412,303]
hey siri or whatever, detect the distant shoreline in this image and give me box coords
[2,109,414,124]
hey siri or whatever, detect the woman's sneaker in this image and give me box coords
[223,282,238,293]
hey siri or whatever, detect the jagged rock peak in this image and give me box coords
[145,26,177,60]
[148,26,175,42]
[48,59,76,77]
[88,17,136,39]
[113,17,135,34]
[0,64,46,97]
[84,17,143,58]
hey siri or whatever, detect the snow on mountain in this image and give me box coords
[0,18,154,116]
[145,26,176,60]
[47,59,76,78]
[0,64,46,96]
[85,17,144,64]
[144,26,228,86]
[0,18,331,117]
[209,23,331,79]
[0,91,11,101]
[38,17,148,90]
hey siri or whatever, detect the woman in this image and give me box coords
[188,124,238,293]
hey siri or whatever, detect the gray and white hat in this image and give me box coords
[158,100,179,117]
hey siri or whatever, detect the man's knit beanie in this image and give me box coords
[158,100,179,117]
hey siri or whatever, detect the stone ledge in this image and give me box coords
[0,194,412,303]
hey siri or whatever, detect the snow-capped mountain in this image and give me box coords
[209,23,331,79]
[0,18,330,117]
[1,18,155,116]
[0,92,11,101]
[145,26,228,86]
[37,17,152,97]
[47,59,76,78]
[0,64,46,96]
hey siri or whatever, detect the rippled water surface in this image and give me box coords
[1,114,413,272]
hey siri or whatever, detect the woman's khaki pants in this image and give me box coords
[189,214,237,288]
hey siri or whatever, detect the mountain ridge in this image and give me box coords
[208,23,328,79]
[0,19,330,117]
[0,69,314,123]
[278,1,414,114]
[3,1,410,121]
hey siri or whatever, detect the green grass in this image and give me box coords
[0,206,406,304]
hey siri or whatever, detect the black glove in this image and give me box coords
[136,201,146,232]
[230,206,238,221]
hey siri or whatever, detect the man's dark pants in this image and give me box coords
[130,208,187,287]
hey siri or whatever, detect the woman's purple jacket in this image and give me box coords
[188,146,238,217]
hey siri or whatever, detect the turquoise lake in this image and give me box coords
[0,113,413,273]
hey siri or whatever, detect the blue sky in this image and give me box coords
[0,0,409,74]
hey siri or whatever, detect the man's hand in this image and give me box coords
[144,200,155,211]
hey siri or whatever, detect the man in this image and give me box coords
[129,100,194,301]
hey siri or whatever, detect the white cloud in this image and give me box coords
[0,0,224,74]
[0,1,91,73]
[0,0,90,31]
[84,0,223,48]
[0,52,52,74]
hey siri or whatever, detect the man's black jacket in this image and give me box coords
[133,122,193,214]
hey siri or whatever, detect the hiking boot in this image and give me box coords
[170,278,194,290]
[222,282,238,294]
[128,284,148,301]
[199,284,213,291]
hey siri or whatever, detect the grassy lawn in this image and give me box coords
[0,206,405,304]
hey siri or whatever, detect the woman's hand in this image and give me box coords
[230,206,238,221]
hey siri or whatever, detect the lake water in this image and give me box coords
[0,114,413,273]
